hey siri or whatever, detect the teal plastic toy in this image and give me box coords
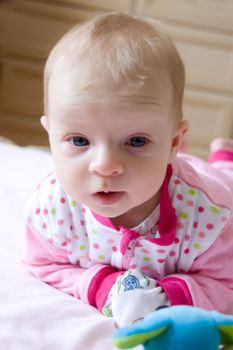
[113,306,233,350]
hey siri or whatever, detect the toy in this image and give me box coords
[113,305,233,350]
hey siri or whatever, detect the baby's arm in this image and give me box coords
[107,221,233,326]
[23,173,127,310]
[24,221,171,326]
[158,223,233,313]
[23,221,123,309]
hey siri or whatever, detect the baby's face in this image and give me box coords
[43,78,184,227]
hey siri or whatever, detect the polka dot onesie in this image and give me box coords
[24,153,233,317]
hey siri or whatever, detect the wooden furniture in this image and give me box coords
[0,0,233,158]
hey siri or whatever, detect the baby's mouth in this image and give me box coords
[92,191,124,205]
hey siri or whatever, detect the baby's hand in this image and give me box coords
[102,270,169,327]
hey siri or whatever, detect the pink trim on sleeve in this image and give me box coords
[76,264,111,303]
[87,266,118,306]
[95,271,124,312]
[158,276,193,306]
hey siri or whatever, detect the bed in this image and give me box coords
[0,140,143,350]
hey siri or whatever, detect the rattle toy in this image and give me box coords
[113,305,233,350]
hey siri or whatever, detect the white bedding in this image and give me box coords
[0,141,142,350]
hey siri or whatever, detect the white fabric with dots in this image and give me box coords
[26,170,231,281]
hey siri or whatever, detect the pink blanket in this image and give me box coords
[0,142,142,350]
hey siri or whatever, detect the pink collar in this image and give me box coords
[154,163,177,245]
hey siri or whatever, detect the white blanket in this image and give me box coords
[0,141,142,350]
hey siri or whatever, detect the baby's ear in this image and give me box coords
[40,115,49,132]
[169,120,189,161]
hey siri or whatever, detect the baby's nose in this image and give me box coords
[88,146,124,177]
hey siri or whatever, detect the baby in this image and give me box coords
[24,13,233,327]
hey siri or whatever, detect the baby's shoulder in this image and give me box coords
[29,172,68,207]
[26,172,84,229]
[26,173,87,253]
[172,154,233,211]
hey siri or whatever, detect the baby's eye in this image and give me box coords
[68,136,89,147]
[126,136,148,148]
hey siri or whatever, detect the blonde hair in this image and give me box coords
[44,12,185,121]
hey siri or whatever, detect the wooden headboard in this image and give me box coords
[0,0,233,159]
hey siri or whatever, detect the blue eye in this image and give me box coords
[127,136,148,147]
[69,136,89,147]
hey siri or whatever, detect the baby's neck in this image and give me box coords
[111,193,160,229]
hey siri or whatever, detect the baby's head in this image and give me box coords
[41,13,188,227]
[44,12,185,123]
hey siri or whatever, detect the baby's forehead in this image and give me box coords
[47,89,175,136]
[48,63,173,107]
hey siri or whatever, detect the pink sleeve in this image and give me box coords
[23,222,120,306]
[159,222,233,312]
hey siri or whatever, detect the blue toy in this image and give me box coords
[113,306,233,350]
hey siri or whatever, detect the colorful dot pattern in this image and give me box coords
[27,172,231,278]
